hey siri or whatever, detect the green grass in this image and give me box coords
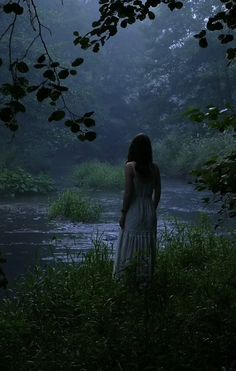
[0,167,55,195]
[0,221,236,370]
[72,161,124,190]
[48,190,102,222]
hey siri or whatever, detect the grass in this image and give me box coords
[72,161,124,190]
[0,221,236,370]
[48,190,102,222]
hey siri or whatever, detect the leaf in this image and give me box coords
[120,19,128,28]
[37,54,46,63]
[9,123,18,131]
[148,11,155,20]
[80,37,90,49]
[73,37,81,46]
[43,69,56,81]
[175,2,183,9]
[48,110,65,122]
[199,38,208,48]
[220,34,234,44]
[70,123,80,133]
[84,118,95,128]
[149,0,159,6]
[11,3,24,15]
[34,63,47,69]
[109,26,117,36]
[50,90,61,101]
[51,62,60,68]
[93,43,100,53]
[194,30,206,39]
[58,69,70,79]
[92,21,101,27]
[84,111,94,118]
[36,87,51,102]
[70,70,77,76]
[168,3,176,11]
[3,3,13,13]
[0,107,13,122]
[226,48,236,60]
[71,58,84,67]
[16,62,29,73]
[85,131,96,141]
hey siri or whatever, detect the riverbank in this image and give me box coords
[0,221,236,370]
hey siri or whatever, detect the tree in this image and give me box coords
[0,0,235,216]
[0,0,235,137]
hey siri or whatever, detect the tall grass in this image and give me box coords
[0,221,236,370]
[49,190,102,222]
[72,161,124,190]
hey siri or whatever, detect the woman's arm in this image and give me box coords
[119,163,134,228]
[152,164,161,210]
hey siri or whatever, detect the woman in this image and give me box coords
[113,133,161,283]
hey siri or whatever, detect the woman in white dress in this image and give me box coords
[113,133,161,283]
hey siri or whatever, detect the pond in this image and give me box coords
[0,178,217,285]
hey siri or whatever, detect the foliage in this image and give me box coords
[87,0,235,62]
[153,131,235,177]
[0,0,96,140]
[49,190,102,222]
[0,0,235,136]
[187,106,236,218]
[72,161,124,190]
[0,222,236,370]
[0,168,55,195]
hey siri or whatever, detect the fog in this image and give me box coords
[0,0,235,177]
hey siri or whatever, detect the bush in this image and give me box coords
[0,168,55,195]
[72,161,124,190]
[0,221,236,370]
[153,131,235,177]
[49,190,102,222]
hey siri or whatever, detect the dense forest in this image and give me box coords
[0,0,235,175]
[0,1,236,370]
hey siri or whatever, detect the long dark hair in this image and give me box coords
[127,133,153,177]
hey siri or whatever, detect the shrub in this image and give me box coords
[49,190,102,222]
[0,168,55,195]
[153,132,235,177]
[0,221,236,370]
[72,161,124,190]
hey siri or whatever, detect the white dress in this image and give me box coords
[113,175,157,282]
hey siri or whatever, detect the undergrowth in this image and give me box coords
[0,168,55,195]
[0,221,236,370]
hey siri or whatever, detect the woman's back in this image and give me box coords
[113,134,161,282]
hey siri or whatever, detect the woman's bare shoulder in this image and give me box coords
[125,161,136,170]
[125,161,135,175]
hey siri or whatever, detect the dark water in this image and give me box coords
[0,179,217,285]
